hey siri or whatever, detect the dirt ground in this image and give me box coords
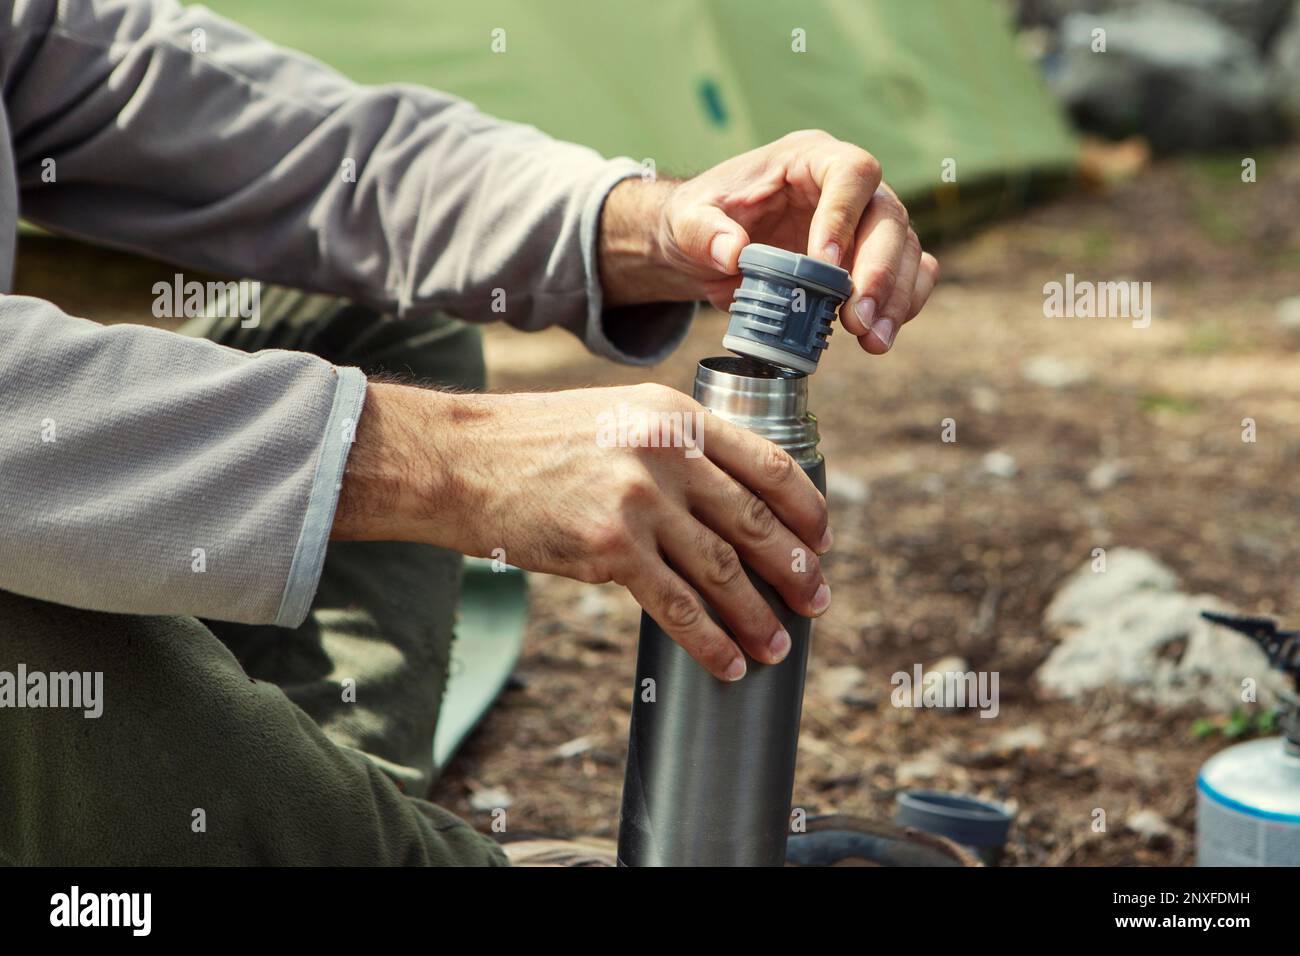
[437,147,1300,866]
[16,145,1300,866]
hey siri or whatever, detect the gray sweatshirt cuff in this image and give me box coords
[274,366,368,628]
[579,162,697,367]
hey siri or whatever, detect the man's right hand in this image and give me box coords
[332,381,832,681]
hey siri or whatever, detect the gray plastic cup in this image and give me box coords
[894,789,1015,866]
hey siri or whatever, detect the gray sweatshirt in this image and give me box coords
[0,0,693,627]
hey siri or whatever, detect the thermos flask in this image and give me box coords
[617,245,851,866]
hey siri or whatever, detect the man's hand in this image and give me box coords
[600,129,939,354]
[332,382,831,681]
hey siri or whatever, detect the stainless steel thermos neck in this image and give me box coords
[616,356,826,866]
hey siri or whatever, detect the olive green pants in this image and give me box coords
[0,290,506,866]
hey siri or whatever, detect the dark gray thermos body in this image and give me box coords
[617,356,826,866]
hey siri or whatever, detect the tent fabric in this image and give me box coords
[208,0,1077,232]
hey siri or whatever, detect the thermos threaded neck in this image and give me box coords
[693,357,821,467]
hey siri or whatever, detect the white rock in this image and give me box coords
[982,451,1018,478]
[1086,460,1132,492]
[826,470,870,506]
[469,786,513,812]
[990,724,1047,754]
[896,752,945,785]
[929,655,971,675]
[1037,588,1290,710]
[970,386,1002,414]
[817,665,871,704]
[553,735,596,759]
[576,589,613,619]
[920,473,946,495]
[1044,547,1178,630]
[1277,295,1300,331]
[1126,809,1172,844]
[1021,355,1092,389]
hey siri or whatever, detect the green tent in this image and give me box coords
[209,0,1077,235]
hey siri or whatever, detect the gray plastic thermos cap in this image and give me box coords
[894,789,1014,864]
[723,243,854,375]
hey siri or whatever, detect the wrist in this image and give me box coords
[599,176,703,305]
[331,382,482,547]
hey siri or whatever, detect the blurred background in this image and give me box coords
[20,0,1300,864]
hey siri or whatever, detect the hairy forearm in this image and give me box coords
[599,177,702,306]
[331,382,483,545]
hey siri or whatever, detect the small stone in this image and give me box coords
[970,386,1002,414]
[826,470,870,506]
[982,451,1018,478]
[817,665,874,707]
[929,655,971,675]
[896,752,945,786]
[576,589,613,619]
[1021,355,1092,389]
[920,473,946,495]
[469,786,512,812]
[553,735,596,759]
[1277,295,1300,331]
[990,724,1047,754]
[1126,809,1172,845]
[1086,460,1132,492]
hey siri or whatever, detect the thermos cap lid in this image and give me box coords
[894,789,1014,848]
[738,243,854,300]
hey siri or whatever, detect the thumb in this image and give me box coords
[673,204,750,274]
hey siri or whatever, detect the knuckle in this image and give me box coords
[787,128,828,143]
[740,493,779,542]
[661,584,705,632]
[582,518,630,559]
[703,536,745,589]
[760,443,795,484]
[848,149,882,183]
[615,473,658,509]
[862,263,900,297]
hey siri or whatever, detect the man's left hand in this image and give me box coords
[600,129,939,354]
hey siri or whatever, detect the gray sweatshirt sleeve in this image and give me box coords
[0,0,695,626]
[0,294,365,626]
[7,0,695,363]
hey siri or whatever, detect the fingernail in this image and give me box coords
[853,297,876,331]
[768,628,792,662]
[811,583,832,615]
[710,233,738,271]
[817,527,834,554]
[823,242,841,266]
[869,318,896,350]
[723,656,747,682]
